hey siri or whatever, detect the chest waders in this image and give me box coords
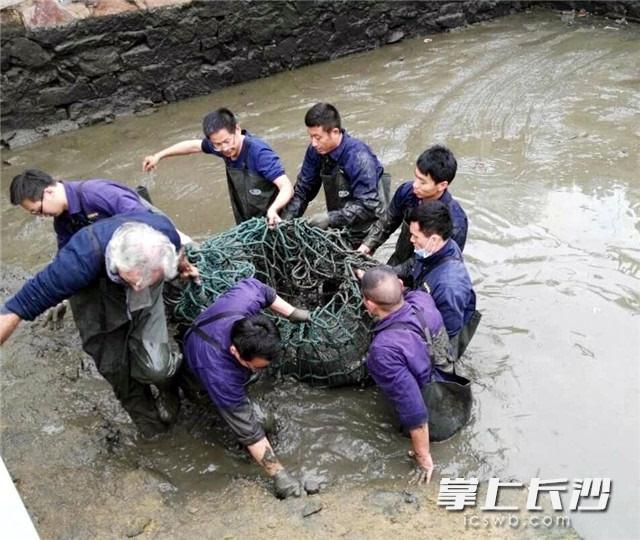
[225,139,278,224]
[320,157,391,247]
[387,220,413,267]
[375,309,472,442]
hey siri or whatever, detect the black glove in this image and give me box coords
[273,469,301,500]
[308,212,330,230]
[40,300,68,330]
[288,308,310,322]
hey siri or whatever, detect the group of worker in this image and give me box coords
[0,102,479,499]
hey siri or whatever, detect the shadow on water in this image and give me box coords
[1,8,639,539]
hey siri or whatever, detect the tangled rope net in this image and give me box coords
[175,218,377,387]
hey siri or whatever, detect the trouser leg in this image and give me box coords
[69,280,166,436]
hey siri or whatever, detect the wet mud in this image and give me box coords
[1,8,639,539]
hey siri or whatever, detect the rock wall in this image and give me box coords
[1,0,638,148]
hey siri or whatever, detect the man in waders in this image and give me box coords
[361,266,470,483]
[280,102,391,248]
[394,201,481,359]
[357,145,468,265]
[142,108,294,227]
[183,277,310,499]
[0,214,199,438]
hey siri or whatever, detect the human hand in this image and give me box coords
[354,268,365,281]
[142,154,159,172]
[177,255,201,285]
[307,212,330,230]
[266,208,282,229]
[273,469,301,500]
[408,449,434,485]
[40,300,68,331]
[356,244,371,256]
[287,308,310,323]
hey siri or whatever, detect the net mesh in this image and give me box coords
[174,218,377,387]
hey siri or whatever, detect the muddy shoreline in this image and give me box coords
[0,265,578,539]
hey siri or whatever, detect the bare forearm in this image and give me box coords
[409,424,431,467]
[269,175,294,214]
[0,312,22,345]
[247,436,284,476]
[155,139,203,160]
[269,295,296,317]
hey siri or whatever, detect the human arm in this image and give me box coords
[408,424,434,484]
[142,139,203,171]
[327,148,382,229]
[266,174,294,227]
[280,146,323,220]
[358,184,410,254]
[0,312,22,345]
[3,228,104,322]
[269,295,310,322]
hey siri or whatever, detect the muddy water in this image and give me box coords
[1,9,639,539]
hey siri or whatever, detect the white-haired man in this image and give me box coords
[0,213,198,437]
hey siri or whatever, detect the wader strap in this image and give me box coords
[185,310,246,351]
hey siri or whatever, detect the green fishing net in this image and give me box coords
[175,218,377,387]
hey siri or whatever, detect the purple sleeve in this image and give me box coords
[367,342,428,429]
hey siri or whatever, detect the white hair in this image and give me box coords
[106,222,178,282]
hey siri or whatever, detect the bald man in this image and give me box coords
[361,265,453,482]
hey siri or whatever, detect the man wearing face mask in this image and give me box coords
[0,214,199,437]
[393,201,480,359]
[183,277,309,499]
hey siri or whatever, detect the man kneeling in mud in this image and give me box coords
[182,277,309,499]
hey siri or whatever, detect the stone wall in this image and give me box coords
[1,0,638,148]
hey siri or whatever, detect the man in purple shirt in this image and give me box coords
[142,107,293,227]
[10,169,150,249]
[184,277,310,499]
[361,266,454,483]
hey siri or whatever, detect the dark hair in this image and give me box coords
[231,314,281,362]
[361,265,403,307]
[202,108,237,137]
[407,200,452,240]
[304,102,341,132]
[416,145,457,184]
[10,169,56,205]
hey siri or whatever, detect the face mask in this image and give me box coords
[415,248,432,260]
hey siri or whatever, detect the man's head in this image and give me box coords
[10,169,68,217]
[229,314,281,371]
[361,265,405,318]
[412,145,457,201]
[202,107,242,159]
[106,222,178,291]
[304,102,343,155]
[407,201,452,257]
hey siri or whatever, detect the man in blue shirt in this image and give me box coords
[281,103,390,247]
[142,108,294,227]
[0,214,199,437]
[184,277,309,499]
[394,201,480,359]
[358,145,468,265]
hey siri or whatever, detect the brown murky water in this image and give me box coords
[1,9,638,539]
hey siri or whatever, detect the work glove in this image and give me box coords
[288,308,310,323]
[40,300,68,330]
[273,469,301,500]
[307,212,330,230]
